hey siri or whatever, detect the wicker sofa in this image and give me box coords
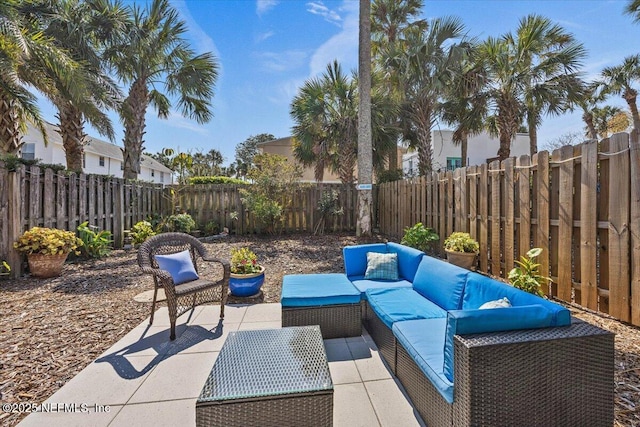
[344,243,615,427]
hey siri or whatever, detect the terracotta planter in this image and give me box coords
[445,250,477,271]
[27,253,69,278]
[229,266,265,297]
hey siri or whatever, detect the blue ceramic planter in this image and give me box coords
[229,267,265,297]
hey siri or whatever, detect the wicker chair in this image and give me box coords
[137,232,230,340]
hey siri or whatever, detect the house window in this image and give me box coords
[120,162,124,171]
[21,143,35,160]
[82,153,86,168]
[160,172,164,183]
[446,157,462,171]
[99,156,105,167]
[151,170,155,177]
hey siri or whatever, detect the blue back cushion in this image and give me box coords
[412,256,469,310]
[462,272,571,326]
[386,242,424,282]
[343,243,388,277]
[154,249,199,285]
[443,305,554,381]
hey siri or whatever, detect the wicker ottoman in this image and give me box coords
[281,273,361,339]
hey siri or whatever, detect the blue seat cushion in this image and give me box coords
[412,256,469,310]
[386,242,424,282]
[349,276,413,299]
[343,243,388,277]
[462,272,571,326]
[393,319,454,404]
[154,249,199,285]
[443,305,554,382]
[366,287,447,329]
[281,273,360,307]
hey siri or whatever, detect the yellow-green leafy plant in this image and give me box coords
[401,223,439,254]
[13,227,83,255]
[77,222,112,259]
[130,220,156,245]
[443,232,479,253]
[230,247,262,274]
[0,260,10,275]
[508,248,551,297]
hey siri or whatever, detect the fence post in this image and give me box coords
[629,129,640,326]
[113,179,124,249]
[7,166,24,278]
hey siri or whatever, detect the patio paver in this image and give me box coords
[17,303,425,427]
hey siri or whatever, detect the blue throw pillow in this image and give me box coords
[154,249,199,285]
[364,252,399,280]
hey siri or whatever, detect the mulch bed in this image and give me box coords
[0,233,638,426]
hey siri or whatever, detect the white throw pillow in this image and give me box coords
[479,297,512,309]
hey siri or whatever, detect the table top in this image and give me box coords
[197,326,333,403]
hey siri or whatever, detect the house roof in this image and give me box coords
[27,122,173,174]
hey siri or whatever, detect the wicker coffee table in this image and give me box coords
[196,326,334,427]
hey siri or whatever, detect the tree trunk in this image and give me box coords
[461,134,468,168]
[122,78,149,180]
[528,115,538,156]
[416,126,433,175]
[357,0,373,236]
[387,143,398,171]
[497,131,511,160]
[338,139,357,184]
[583,111,598,140]
[56,101,86,172]
[0,94,23,155]
[624,89,640,132]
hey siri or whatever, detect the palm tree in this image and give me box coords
[440,43,487,168]
[371,0,424,172]
[291,61,358,184]
[0,0,77,155]
[625,0,640,23]
[42,0,126,171]
[573,81,605,140]
[592,105,624,138]
[481,15,586,158]
[105,0,218,179]
[600,55,640,131]
[384,16,466,175]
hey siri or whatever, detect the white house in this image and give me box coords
[402,130,530,176]
[19,122,173,185]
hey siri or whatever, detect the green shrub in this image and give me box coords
[314,189,344,235]
[77,222,112,259]
[130,220,156,245]
[443,232,479,253]
[377,169,404,184]
[508,248,551,297]
[188,176,246,185]
[161,213,196,233]
[203,220,220,236]
[0,260,10,275]
[401,223,439,254]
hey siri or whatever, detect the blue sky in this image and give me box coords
[36,0,640,165]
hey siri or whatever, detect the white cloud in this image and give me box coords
[256,50,308,73]
[306,1,342,26]
[308,0,358,77]
[164,111,210,136]
[256,30,275,43]
[257,0,278,16]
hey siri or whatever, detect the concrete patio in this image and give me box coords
[17,303,425,427]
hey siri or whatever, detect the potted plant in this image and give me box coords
[229,247,265,297]
[13,227,83,278]
[509,248,551,297]
[443,232,479,270]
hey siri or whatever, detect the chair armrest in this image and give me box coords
[201,256,231,278]
[139,266,174,285]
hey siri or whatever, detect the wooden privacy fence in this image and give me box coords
[0,162,165,276]
[174,183,358,235]
[377,132,640,327]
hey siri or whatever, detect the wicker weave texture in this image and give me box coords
[363,301,397,374]
[396,343,453,427]
[196,393,333,427]
[137,232,230,340]
[282,304,361,339]
[453,321,614,427]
